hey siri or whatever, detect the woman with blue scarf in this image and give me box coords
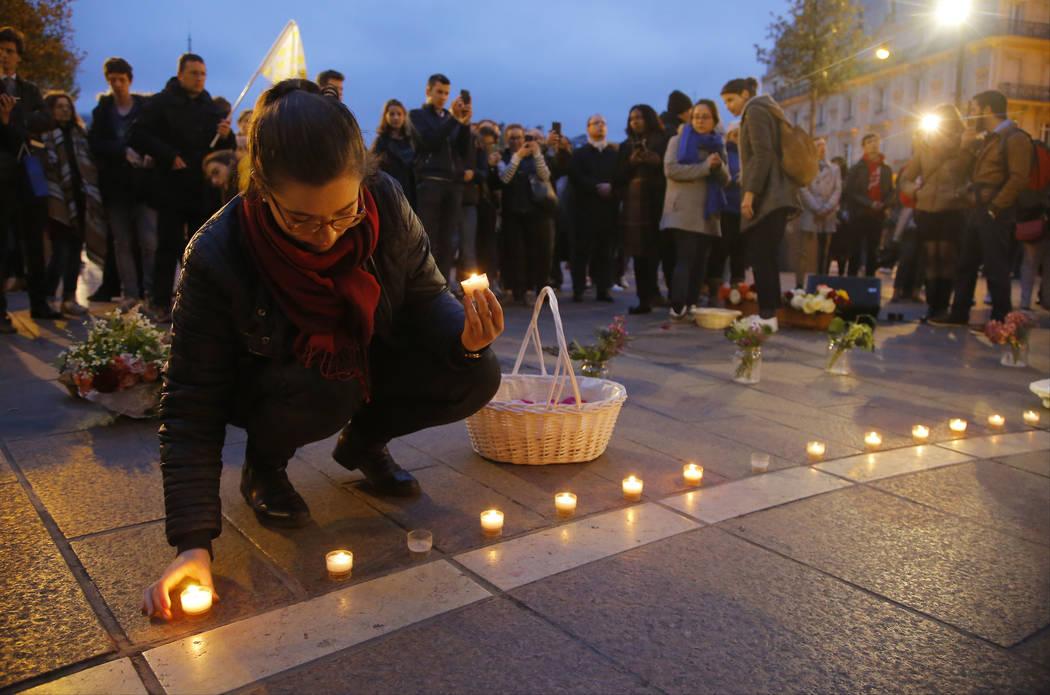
[659,100,730,320]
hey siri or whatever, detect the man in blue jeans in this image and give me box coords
[935,90,1032,326]
[409,74,472,285]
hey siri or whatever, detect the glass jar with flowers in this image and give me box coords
[724,318,774,384]
[825,315,876,375]
[985,311,1036,367]
[545,315,633,378]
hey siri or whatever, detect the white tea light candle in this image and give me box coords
[806,441,826,461]
[1024,410,1041,426]
[987,414,1005,428]
[180,585,212,618]
[750,453,770,473]
[555,492,577,516]
[912,425,929,442]
[683,463,704,486]
[949,418,967,434]
[325,550,353,577]
[460,273,489,297]
[480,509,504,536]
[865,432,882,450]
[622,476,643,501]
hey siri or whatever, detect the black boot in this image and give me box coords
[332,425,421,497]
[240,458,312,528]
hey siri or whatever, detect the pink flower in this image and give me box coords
[118,373,138,390]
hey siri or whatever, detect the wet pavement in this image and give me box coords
[1,271,1048,694]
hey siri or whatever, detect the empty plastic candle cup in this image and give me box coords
[750,453,770,473]
[407,530,433,554]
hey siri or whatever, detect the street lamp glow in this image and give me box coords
[935,0,971,26]
[920,113,942,132]
[875,47,890,60]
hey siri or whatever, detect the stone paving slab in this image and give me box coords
[254,596,659,695]
[218,442,418,593]
[0,483,113,689]
[994,450,1050,478]
[71,520,295,645]
[872,460,1050,545]
[1013,627,1050,671]
[814,445,975,482]
[727,485,1050,647]
[512,527,1049,695]
[18,658,148,695]
[143,560,491,695]
[7,424,162,539]
[0,376,118,441]
[348,462,549,556]
[0,447,14,484]
[937,429,1050,459]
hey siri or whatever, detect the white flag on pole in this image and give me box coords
[259,20,307,83]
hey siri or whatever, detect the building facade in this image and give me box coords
[770,0,1050,170]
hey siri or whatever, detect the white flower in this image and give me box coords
[820,298,836,313]
[802,296,822,314]
[790,294,806,310]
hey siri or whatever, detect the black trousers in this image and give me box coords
[571,218,614,296]
[747,208,790,317]
[45,224,83,300]
[416,180,462,282]
[633,228,675,306]
[0,186,49,315]
[476,197,499,281]
[669,228,715,310]
[847,214,883,277]
[500,210,546,299]
[950,209,1014,322]
[154,207,206,310]
[709,211,747,285]
[233,335,501,468]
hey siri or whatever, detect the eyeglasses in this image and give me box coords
[265,187,366,237]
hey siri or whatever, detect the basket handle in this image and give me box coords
[510,286,584,410]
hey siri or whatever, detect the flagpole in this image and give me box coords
[209,20,297,147]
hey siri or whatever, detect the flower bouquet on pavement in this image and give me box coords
[985,311,1036,368]
[544,315,633,378]
[778,285,849,329]
[718,283,759,316]
[53,307,169,418]
[724,318,773,384]
[825,315,876,375]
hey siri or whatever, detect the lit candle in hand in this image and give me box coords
[460,273,490,298]
[180,585,213,618]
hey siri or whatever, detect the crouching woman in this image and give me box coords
[142,79,502,619]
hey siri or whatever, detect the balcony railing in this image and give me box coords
[995,18,1050,40]
[999,82,1050,102]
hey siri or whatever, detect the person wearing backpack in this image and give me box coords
[937,90,1033,325]
[721,77,801,331]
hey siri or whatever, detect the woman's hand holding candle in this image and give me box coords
[141,549,219,621]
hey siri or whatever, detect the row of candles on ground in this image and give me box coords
[177,408,1043,618]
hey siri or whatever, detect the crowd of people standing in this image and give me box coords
[1,22,1047,337]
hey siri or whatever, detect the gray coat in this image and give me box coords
[739,94,800,230]
[659,133,730,236]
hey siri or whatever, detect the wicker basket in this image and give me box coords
[693,307,741,330]
[465,287,628,465]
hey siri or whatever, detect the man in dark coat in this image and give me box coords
[88,57,157,306]
[843,133,893,276]
[409,73,472,285]
[129,53,234,320]
[569,114,619,302]
[0,26,62,328]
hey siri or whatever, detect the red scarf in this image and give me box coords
[238,187,381,392]
[864,152,884,206]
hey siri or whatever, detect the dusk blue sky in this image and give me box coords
[70,0,788,140]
